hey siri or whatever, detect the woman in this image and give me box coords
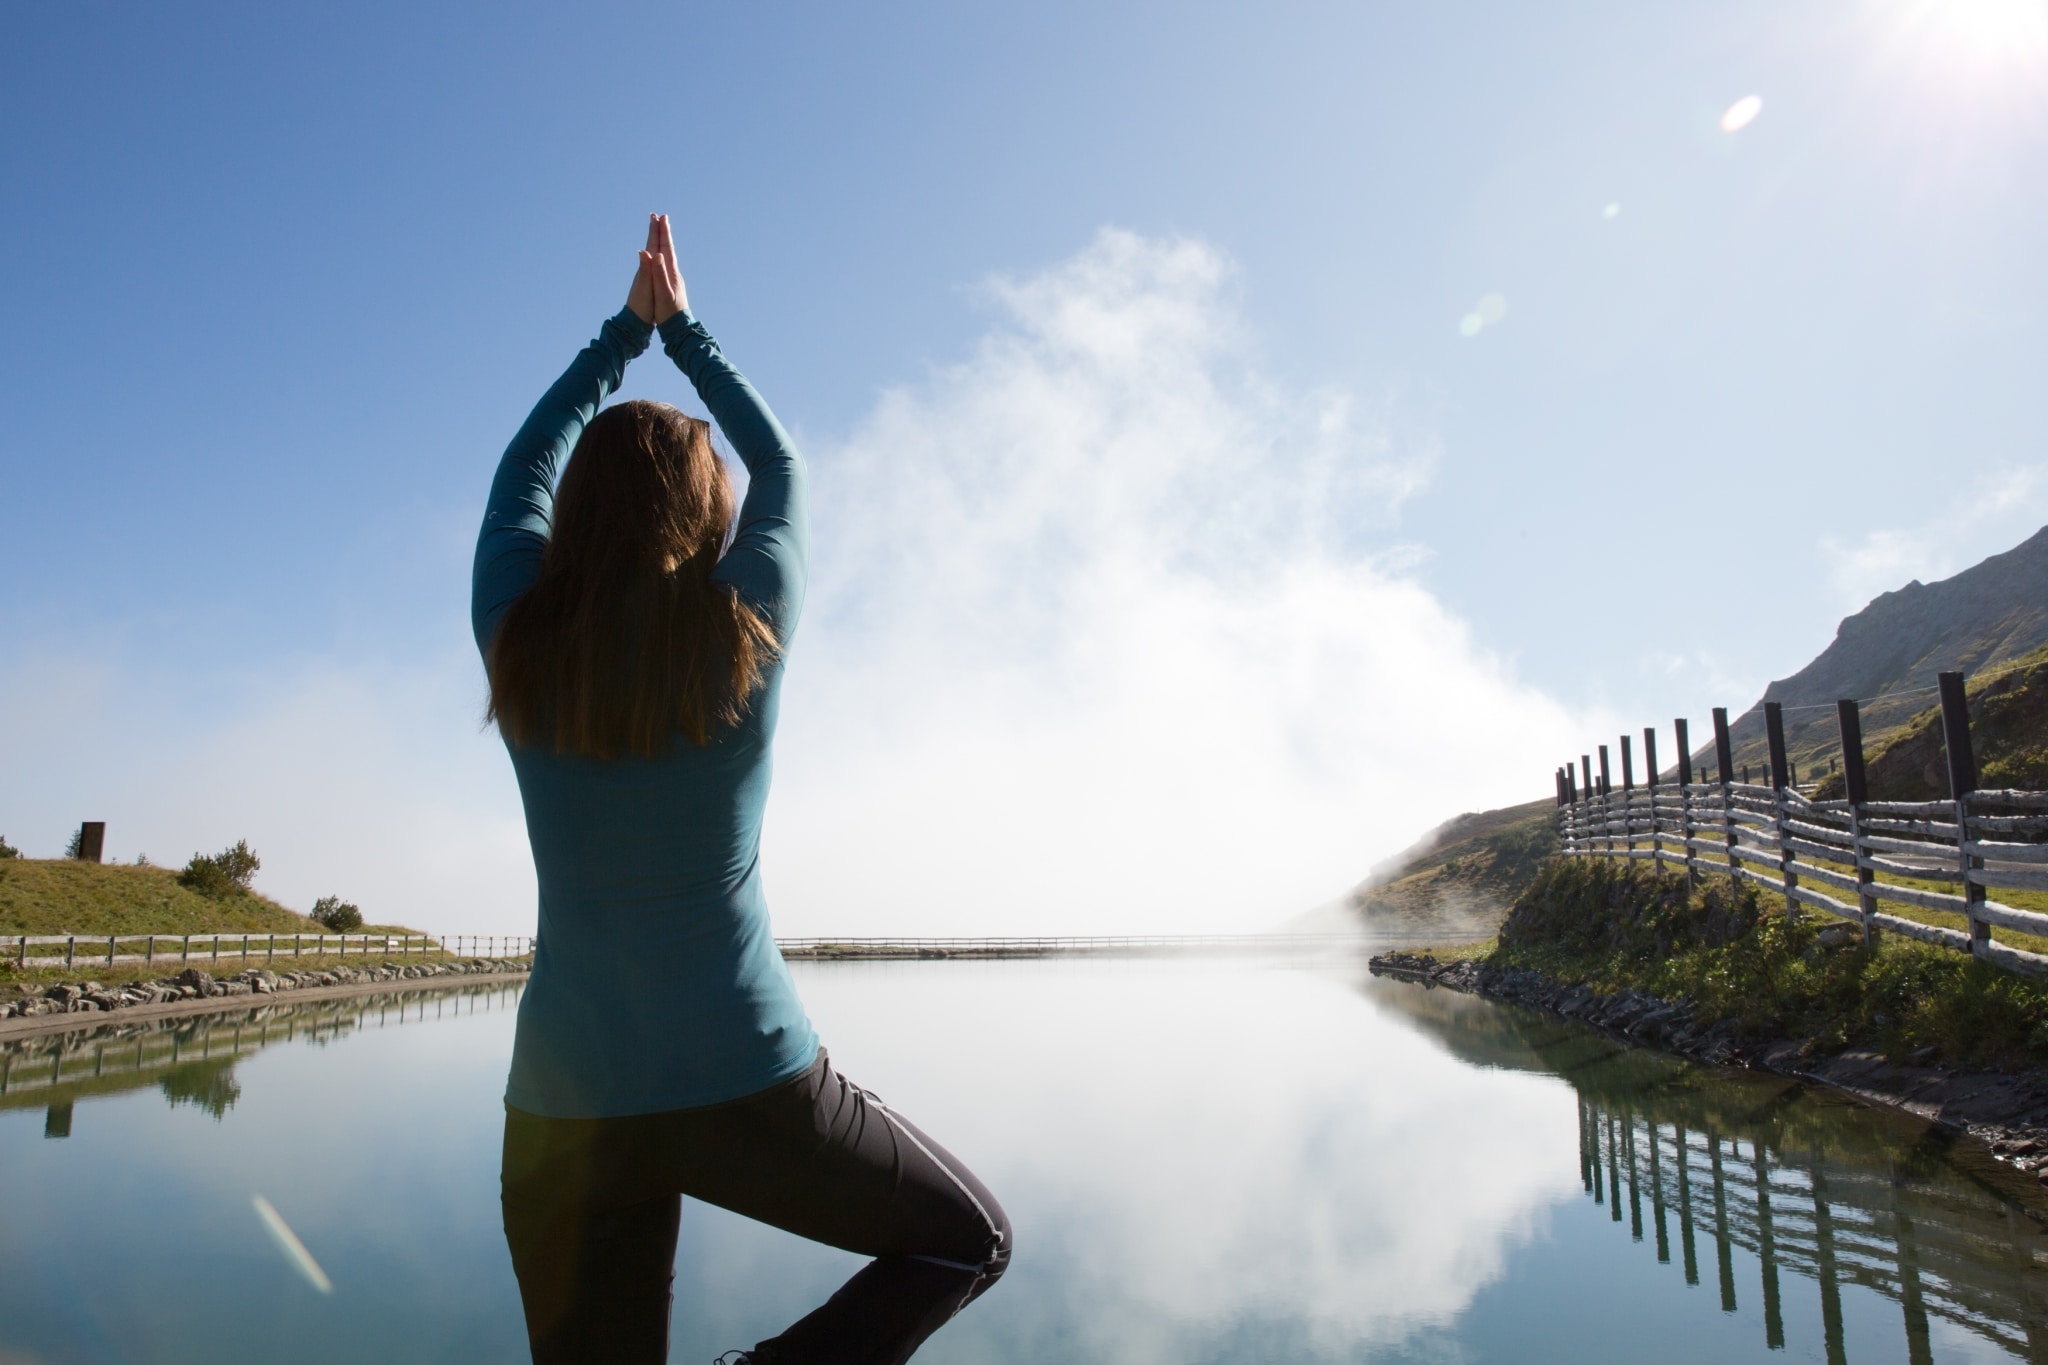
[477,216,1010,1365]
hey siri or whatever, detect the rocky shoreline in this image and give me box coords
[0,959,528,1022]
[1369,950,2048,1186]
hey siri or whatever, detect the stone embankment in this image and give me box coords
[1370,950,2048,1185]
[0,960,527,1021]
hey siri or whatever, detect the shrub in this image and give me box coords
[0,835,18,860]
[310,896,364,933]
[1494,856,2048,1070]
[178,840,261,898]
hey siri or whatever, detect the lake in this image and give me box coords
[4,956,2046,1363]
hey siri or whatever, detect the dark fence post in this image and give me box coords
[76,822,105,863]
[1675,718,1697,890]
[1713,708,1737,883]
[1579,754,1592,854]
[1765,702,1790,792]
[1599,745,1614,854]
[1644,726,1662,869]
[1764,701,1799,920]
[1836,699,1879,946]
[1937,671,1987,959]
[1621,735,1636,854]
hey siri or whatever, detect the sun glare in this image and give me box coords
[1901,0,2048,59]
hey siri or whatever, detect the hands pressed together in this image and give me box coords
[626,214,689,326]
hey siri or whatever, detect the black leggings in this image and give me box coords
[500,1050,1011,1365]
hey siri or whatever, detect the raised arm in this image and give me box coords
[470,308,652,652]
[646,217,808,642]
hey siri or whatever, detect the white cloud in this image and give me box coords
[1,230,1600,938]
[765,229,1590,935]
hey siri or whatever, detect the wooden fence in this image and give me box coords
[11,932,535,970]
[1554,671,2048,977]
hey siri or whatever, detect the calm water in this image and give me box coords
[4,959,2046,1364]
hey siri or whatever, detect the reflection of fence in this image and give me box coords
[1555,671,2048,976]
[1578,1097,2048,1363]
[10,933,536,970]
[0,982,527,1132]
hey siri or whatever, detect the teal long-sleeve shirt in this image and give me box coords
[473,307,819,1118]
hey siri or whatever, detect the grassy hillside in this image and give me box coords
[0,859,323,936]
[1350,797,1557,942]
[1811,641,2048,800]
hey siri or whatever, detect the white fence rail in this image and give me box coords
[11,933,536,970]
[1555,670,2048,977]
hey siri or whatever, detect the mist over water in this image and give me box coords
[769,231,1590,936]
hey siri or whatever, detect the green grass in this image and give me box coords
[0,858,322,936]
[0,859,457,994]
[1627,836,2048,957]
[1492,858,2048,1071]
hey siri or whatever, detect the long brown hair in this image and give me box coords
[486,400,778,757]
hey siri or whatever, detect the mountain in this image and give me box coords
[1712,526,2048,780]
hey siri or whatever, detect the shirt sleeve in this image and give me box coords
[471,309,654,653]
[659,311,809,644]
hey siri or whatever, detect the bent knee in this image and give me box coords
[975,1191,1013,1280]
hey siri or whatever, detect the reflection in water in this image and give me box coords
[1575,1097,2048,1363]
[1371,975,2048,1363]
[0,982,524,1132]
[6,961,2048,1364]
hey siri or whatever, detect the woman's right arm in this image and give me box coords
[660,311,809,642]
[643,216,808,643]
[470,308,652,654]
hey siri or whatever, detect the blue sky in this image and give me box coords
[5,0,2046,932]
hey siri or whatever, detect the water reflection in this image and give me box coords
[1573,1096,2048,1362]
[0,981,524,1132]
[1371,975,2048,1363]
[5,961,2048,1364]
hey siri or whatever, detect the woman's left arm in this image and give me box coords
[470,308,653,654]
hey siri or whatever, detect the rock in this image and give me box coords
[44,984,82,1004]
[1814,923,1861,950]
[174,968,215,995]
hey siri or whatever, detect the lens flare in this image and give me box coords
[1458,293,1509,337]
[253,1194,333,1294]
[1719,94,1764,132]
